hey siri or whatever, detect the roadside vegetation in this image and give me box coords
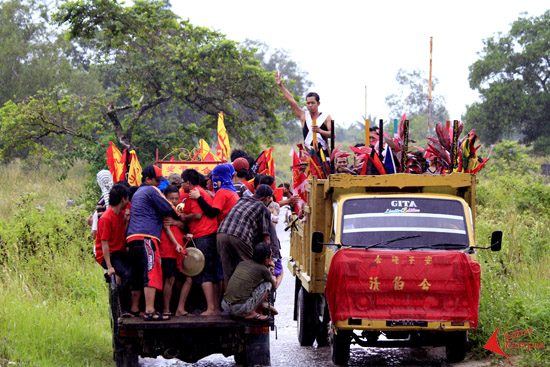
[1,141,549,366]
[469,141,550,366]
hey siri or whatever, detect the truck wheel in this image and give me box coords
[297,287,316,346]
[330,328,351,366]
[114,338,139,367]
[315,304,330,347]
[445,331,467,363]
[244,330,270,366]
[108,276,120,337]
[234,350,246,365]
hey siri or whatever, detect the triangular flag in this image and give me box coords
[383,144,396,174]
[106,141,126,183]
[199,139,220,162]
[216,111,230,161]
[290,149,308,212]
[127,150,142,186]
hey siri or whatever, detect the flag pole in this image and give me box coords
[428,36,433,138]
[364,85,369,146]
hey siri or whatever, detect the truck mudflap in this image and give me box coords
[325,249,481,328]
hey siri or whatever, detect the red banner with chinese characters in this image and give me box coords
[159,161,219,177]
[326,249,481,328]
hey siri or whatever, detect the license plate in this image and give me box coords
[386,320,428,327]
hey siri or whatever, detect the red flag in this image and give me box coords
[254,148,276,188]
[106,141,127,183]
[291,149,307,212]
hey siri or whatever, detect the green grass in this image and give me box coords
[0,142,549,366]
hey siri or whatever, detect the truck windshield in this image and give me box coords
[341,197,469,249]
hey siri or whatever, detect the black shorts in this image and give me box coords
[192,233,217,285]
[161,257,178,279]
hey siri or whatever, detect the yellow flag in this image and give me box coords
[216,111,230,161]
[199,139,220,162]
[127,150,142,186]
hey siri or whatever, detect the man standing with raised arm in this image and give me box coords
[275,71,333,152]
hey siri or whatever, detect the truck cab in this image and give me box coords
[288,173,501,365]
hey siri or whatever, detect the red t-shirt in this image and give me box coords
[95,207,126,265]
[184,186,218,238]
[212,188,239,224]
[159,225,184,259]
[179,188,189,204]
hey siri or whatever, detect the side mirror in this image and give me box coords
[490,230,502,252]
[312,231,324,254]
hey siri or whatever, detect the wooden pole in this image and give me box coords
[428,36,433,138]
[378,119,384,157]
[312,119,317,148]
[364,85,368,146]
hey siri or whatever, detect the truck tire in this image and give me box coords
[330,329,351,366]
[108,276,120,337]
[315,303,330,347]
[445,331,467,363]
[114,338,139,367]
[243,330,270,366]
[297,287,316,346]
[234,350,246,365]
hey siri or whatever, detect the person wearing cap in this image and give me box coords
[167,172,183,189]
[232,157,254,196]
[217,184,273,282]
[127,165,180,321]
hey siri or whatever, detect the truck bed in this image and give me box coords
[118,314,274,330]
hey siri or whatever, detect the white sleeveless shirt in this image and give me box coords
[303,110,330,150]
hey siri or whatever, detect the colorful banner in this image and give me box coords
[326,249,481,328]
[127,150,142,186]
[159,161,218,177]
[198,139,220,162]
[106,141,127,183]
[216,111,230,161]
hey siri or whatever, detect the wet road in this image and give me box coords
[141,208,492,367]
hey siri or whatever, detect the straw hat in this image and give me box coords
[181,247,205,277]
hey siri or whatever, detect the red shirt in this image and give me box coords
[159,225,184,259]
[95,207,126,265]
[184,186,218,238]
[212,188,239,224]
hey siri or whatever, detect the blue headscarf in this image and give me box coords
[211,164,236,193]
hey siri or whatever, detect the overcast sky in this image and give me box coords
[172,1,548,128]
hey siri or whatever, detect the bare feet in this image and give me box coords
[200,310,217,316]
[175,309,188,317]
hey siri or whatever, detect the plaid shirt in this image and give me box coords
[218,197,272,246]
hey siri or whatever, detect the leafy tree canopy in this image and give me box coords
[465,10,550,152]
[0,0,285,163]
[385,68,449,126]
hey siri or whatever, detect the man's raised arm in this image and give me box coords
[275,71,304,122]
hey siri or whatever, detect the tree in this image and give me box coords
[0,0,284,162]
[0,0,102,107]
[385,68,449,139]
[244,39,312,143]
[465,10,550,153]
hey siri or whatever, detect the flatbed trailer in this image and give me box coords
[109,276,274,367]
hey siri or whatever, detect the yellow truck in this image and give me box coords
[288,173,502,365]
